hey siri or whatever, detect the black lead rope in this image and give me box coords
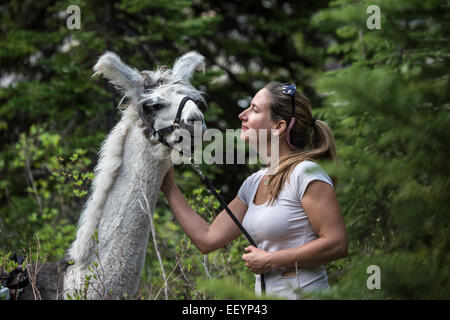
[189,163,257,246]
[138,96,266,294]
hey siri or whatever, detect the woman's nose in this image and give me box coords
[238,109,247,121]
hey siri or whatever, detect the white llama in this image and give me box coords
[62,51,207,299]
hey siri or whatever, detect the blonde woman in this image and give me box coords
[160,82,348,299]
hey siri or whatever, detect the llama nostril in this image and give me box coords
[186,114,206,132]
[180,114,206,134]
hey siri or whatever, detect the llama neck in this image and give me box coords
[68,107,171,265]
[88,121,171,298]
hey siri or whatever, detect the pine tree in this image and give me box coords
[311,0,450,299]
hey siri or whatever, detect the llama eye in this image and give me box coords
[143,103,164,115]
[152,104,165,110]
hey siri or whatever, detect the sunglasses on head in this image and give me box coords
[282,83,296,118]
[281,83,317,149]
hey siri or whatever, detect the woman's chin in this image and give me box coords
[240,127,254,142]
[239,132,248,142]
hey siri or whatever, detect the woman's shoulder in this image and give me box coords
[288,160,334,199]
[291,160,331,183]
[292,160,323,173]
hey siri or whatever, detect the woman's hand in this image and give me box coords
[242,245,273,274]
[160,166,176,195]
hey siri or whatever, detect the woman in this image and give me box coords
[160,81,348,299]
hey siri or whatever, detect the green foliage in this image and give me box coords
[311,0,450,299]
[0,250,18,274]
[1,123,89,260]
[199,279,267,300]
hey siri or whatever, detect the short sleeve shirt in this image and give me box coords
[237,160,333,298]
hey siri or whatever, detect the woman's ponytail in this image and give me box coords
[263,82,338,205]
[303,119,338,163]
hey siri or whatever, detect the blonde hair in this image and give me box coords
[263,81,338,205]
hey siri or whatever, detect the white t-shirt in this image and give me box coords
[237,160,333,299]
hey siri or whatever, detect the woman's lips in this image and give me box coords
[241,125,248,130]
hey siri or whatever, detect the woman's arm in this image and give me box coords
[242,180,348,273]
[161,166,248,254]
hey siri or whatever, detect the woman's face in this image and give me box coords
[238,88,276,143]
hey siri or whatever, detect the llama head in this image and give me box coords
[93,51,207,151]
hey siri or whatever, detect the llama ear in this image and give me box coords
[172,51,205,82]
[93,51,144,101]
